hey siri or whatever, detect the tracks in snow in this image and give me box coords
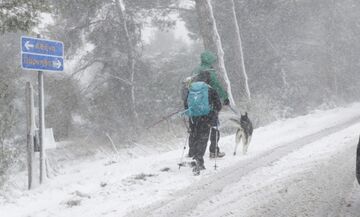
[125,116,360,217]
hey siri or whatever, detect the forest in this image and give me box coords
[1,0,360,186]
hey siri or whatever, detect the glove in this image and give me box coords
[223,98,230,106]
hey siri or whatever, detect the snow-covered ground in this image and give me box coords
[1,103,360,217]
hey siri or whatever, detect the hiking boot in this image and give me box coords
[199,164,206,170]
[209,151,225,158]
[193,167,200,176]
[192,161,200,176]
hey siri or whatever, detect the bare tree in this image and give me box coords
[194,0,236,106]
[115,0,138,120]
[230,0,251,100]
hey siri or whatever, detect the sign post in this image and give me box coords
[38,59,45,183]
[21,36,64,72]
[21,35,64,185]
[26,82,36,189]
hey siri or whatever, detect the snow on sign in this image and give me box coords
[21,36,64,72]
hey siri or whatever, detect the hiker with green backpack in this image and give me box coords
[186,51,230,159]
[184,71,222,175]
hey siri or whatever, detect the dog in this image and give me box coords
[229,112,253,155]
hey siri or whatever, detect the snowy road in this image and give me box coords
[1,104,360,217]
[126,116,360,217]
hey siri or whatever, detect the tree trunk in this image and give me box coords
[195,0,236,106]
[115,0,138,120]
[230,0,251,100]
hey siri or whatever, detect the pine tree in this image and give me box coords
[0,0,50,33]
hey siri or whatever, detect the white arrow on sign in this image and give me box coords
[25,41,34,50]
[52,59,62,69]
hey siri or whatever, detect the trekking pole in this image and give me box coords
[229,104,241,116]
[146,109,184,130]
[213,126,218,170]
[178,117,190,170]
[178,134,188,170]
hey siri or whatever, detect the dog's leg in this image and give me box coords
[243,141,248,155]
[242,134,247,155]
[234,129,241,156]
[243,135,252,155]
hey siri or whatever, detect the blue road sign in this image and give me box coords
[21,36,64,72]
[22,53,64,72]
[21,36,64,57]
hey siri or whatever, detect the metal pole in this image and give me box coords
[146,109,184,130]
[38,70,45,183]
[26,82,36,189]
[178,133,188,170]
[37,34,45,184]
[214,127,218,170]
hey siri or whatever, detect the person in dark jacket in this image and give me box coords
[188,51,229,159]
[185,71,222,175]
